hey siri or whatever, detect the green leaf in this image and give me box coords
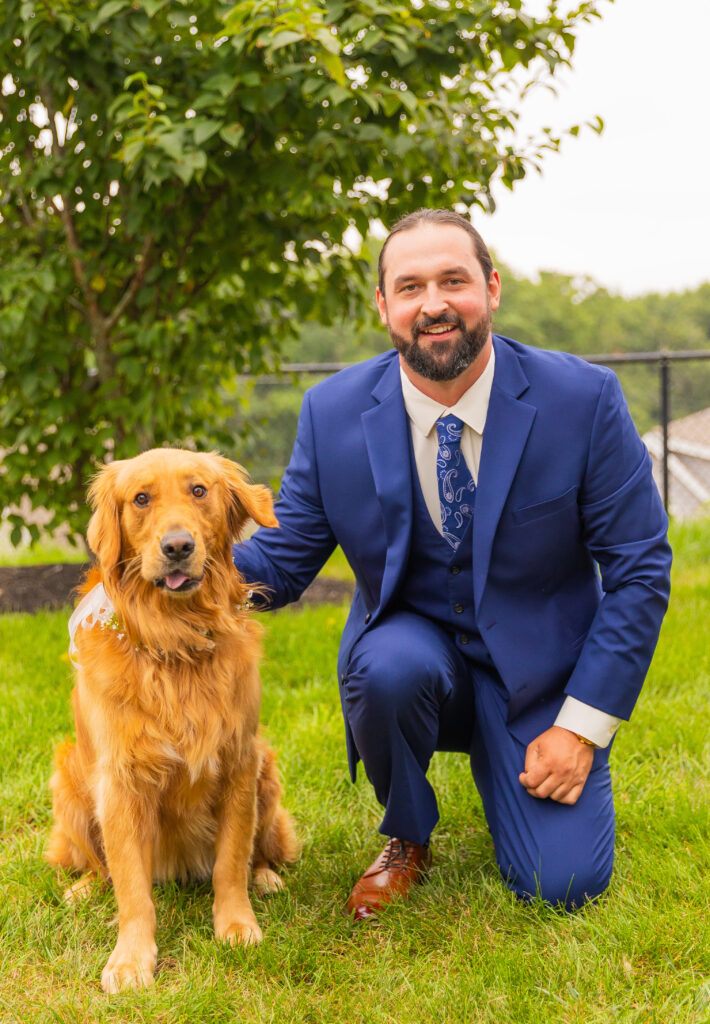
[320,50,346,86]
[191,119,222,145]
[399,89,417,115]
[327,84,352,107]
[119,137,144,166]
[219,124,244,148]
[91,0,129,29]
[314,26,340,55]
[269,30,306,51]
[202,73,239,97]
[155,129,185,160]
[173,150,207,184]
[139,0,168,15]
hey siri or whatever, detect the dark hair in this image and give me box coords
[377,208,494,295]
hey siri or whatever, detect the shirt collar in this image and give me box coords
[399,345,496,438]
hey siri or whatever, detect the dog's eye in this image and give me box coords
[192,485,207,498]
[134,492,150,507]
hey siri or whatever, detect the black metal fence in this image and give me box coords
[273,351,710,519]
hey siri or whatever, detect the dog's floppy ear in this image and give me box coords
[86,462,123,572]
[216,455,279,539]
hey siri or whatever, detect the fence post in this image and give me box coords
[660,353,670,514]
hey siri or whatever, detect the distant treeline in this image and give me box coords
[228,262,710,491]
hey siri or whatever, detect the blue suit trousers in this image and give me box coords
[342,610,615,909]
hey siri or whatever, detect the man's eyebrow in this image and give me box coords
[392,265,472,288]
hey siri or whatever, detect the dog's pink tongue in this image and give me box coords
[164,572,189,590]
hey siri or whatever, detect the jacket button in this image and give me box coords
[450,565,461,575]
[453,603,463,614]
[459,634,470,645]
[364,613,371,624]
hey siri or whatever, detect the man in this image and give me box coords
[234,209,671,917]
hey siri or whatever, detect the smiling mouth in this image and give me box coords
[416,320,460,340]
[154,571,204,593]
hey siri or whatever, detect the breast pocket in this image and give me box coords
[512,485,579,526]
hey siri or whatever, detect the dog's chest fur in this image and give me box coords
[79,627,260,790]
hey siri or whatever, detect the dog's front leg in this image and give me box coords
[212,745,262,946]
[98,779,157,993]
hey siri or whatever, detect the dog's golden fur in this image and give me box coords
[47,448,298,993]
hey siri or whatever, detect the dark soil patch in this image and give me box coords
[0,563,354,614]
[0,562,88,613]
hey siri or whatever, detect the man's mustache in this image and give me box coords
[412,313,464,340]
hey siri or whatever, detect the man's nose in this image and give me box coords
[420,285,448,318]
[160,530,195,561]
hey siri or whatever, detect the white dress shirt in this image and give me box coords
[399,351,620,750]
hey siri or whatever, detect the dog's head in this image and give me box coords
[87,448,277,596]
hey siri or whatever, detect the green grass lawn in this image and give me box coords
[0,522,708,1023]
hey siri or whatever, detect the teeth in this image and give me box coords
[424,325,453,334]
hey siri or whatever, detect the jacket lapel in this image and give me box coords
[474,338,536,612]
[361,356,414,615]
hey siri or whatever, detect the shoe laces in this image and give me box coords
[380,838,419,872]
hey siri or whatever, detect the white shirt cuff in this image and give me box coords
[554,696,621,749]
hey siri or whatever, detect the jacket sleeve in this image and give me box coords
[233,390,337,609]
[564,370,672,718]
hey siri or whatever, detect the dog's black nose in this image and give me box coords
[160,530,195,561]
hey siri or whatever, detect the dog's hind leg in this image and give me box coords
[251,744,300,893]
[46,739,107,895]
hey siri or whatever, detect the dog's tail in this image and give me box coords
[255,744,300,866]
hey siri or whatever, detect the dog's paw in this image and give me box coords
[252,866,284,895]
[101,940,158,994]
[63,872,103,905]
[214,915,263,947]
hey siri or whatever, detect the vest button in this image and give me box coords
[364,613,371,624]
[453,603,464,614]
[459,633,470,645]
[450,565,461,575]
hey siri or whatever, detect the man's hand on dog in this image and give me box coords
[519,726,595,805]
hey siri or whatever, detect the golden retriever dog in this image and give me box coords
[47,448,299,993]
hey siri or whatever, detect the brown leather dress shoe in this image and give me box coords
[346,838,432,921]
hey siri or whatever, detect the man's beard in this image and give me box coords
[389,308,492,382]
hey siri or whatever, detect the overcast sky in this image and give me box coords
[475,0,710,297]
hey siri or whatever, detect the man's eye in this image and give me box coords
[192,485,207,498]
[134,493,150,507]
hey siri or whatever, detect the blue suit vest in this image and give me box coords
[396,432,495,670]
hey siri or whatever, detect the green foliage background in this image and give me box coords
[0,0,606,541]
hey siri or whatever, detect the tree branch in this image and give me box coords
[67,295,88,316]
[40,87,106,337]
[105,232,155,332]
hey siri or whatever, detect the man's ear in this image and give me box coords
[86,463,123,572]
[216,455,279,540]
[375,286,388,326]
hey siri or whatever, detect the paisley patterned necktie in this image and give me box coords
[436,414,476,550]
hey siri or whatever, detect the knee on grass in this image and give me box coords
[502,861,612,911]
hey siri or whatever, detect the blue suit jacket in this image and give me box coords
[234,336,671,765]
